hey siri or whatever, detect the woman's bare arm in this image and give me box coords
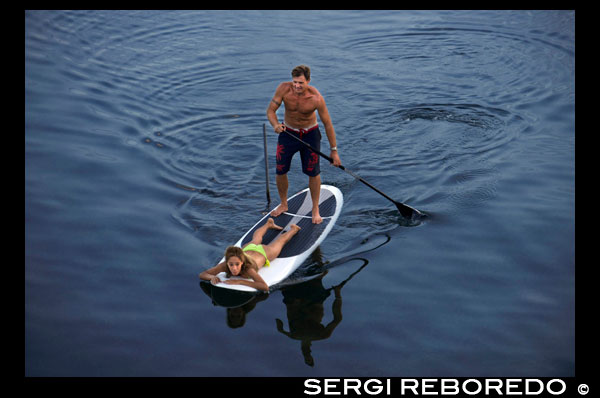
[198,262,227,284]
[223,268,269,292]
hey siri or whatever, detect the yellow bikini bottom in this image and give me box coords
[242,244,270,267]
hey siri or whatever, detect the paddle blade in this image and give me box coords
[395,201,422,219]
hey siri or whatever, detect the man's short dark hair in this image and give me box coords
[291,65,311,81]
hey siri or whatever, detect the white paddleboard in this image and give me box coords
[213,185,343,292]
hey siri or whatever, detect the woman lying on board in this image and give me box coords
[198,218,301,292]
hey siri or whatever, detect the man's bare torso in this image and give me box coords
[280,82,321,129]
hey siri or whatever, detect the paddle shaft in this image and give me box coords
[281,129,420,218]
[262,123,271,203]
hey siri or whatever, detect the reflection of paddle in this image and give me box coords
[275,233,391,290]
[324,258,369,291]
[282,129,422,219]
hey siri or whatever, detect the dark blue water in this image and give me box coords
[25,10,574,376]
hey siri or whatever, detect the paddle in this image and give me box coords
[281,129,422,219]
[262,124,271,204]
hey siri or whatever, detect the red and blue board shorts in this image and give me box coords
[276,125,321,177]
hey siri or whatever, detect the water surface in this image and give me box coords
[25,10,574,376]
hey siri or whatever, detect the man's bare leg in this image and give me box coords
[271,174,289,217]
[309,174,322,224]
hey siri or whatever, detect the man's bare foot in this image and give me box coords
[270,203,288,217]
[312,210,322,224]
[289,224,301,233]
[266,218,284,231]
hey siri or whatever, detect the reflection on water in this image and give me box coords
[224,294,269,329]
[276,259,368,367]
[199,233,388,365]
[201,257,369,366]
[277,274,344,367]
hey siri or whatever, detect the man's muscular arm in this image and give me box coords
[267,83,287,133]
[316,95,342,166]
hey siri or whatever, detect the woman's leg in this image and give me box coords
[244,218,283,247]
[263,224,301,261]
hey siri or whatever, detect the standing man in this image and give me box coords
[266,65,341,224]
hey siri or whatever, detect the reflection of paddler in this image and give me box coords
[275,273,343,367]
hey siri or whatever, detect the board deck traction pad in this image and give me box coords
[213,185,342,291]
[241,187,337,258]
